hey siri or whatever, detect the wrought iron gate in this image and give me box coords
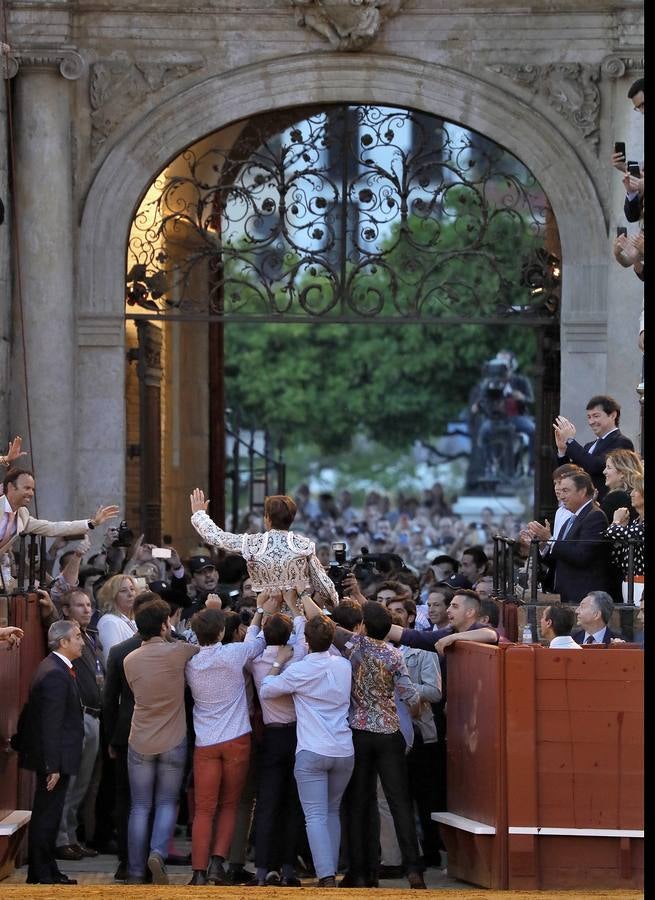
[125,103,562,536]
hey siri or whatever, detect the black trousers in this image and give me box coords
[347,729,421,878]
[407,733,442,863]
[254,724,302,870]
[27,773,70,883]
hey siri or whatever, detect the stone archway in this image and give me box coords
[76,52,608,515]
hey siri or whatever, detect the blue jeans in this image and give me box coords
[294,750,354,879]
[127,737,187,877]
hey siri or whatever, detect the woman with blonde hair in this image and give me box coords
[97,574,138,664]
[190,490,338,606]
[601,449,644,522]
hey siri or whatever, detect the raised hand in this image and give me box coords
[206,593,222,610]
[92,505,120,526]
[5,436,27,465]
[190,488,210,514]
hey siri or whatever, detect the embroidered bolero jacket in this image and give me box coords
[191,511,339,603]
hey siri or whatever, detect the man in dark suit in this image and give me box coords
[552,395,634,501]
[17,620,85,884]
[525,471,612,605]
[573,591,623,645]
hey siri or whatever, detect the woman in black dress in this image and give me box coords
[605,473,645,606]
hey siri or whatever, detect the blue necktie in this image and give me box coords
[557,516,575,541]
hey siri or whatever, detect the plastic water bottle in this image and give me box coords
[522,625,533,644]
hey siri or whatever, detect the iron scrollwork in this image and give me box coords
[127,104,560,322]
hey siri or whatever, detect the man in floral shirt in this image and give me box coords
[334,601,426,890]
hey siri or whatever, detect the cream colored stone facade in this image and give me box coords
[0,1,644,532]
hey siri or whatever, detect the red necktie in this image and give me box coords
[69,667,77,679]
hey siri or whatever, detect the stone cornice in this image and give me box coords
[2,46,85,80]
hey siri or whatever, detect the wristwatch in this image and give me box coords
[565,437,574,445]
[256,607,265,615]
[87,520,96,530]
[271,661,281,668]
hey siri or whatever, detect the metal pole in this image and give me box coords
[530,538,539,603]
[17,534,26,592]
[505,539,514,597]
[27,535,37,591]
[627,539,635,607]
[39,535,47,587]
[231,417,240,531]
[492,535,500,593]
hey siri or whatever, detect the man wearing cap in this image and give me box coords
[180,557,219,624]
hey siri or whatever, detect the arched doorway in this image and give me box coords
[123,102,561,545]
[76,54,609,528]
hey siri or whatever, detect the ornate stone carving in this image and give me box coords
[289,0,405,51]
[489,63,600,152]
[601,54,644,78]
[89,57,205,154]
[2,46,85,80]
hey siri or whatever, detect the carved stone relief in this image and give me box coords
[89,57,205,155]
[489,63,601,153]
[289,0,405,51]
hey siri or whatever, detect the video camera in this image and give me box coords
[327,542,395,598]
[112,520,134,548]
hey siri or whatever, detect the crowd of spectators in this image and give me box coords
[0,451,644,887]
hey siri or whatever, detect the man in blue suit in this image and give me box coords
[16,620,85,884]
[553,395,634,501]
[525,471,612,605]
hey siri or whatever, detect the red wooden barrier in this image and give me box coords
[434,642,644,890]
[0,593,47,878]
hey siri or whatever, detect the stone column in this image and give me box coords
[8,50,84,518]
[0,61,10,441]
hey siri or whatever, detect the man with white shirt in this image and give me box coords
[553,396,634,501]
[572,591,623,646]
[0,468,119,556]
[525,472,612,605]
[539,605,580,649]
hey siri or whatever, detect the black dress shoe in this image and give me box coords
[281,875,302,886]
[189,870,208,885]
[114,861,127,881]
[227,865,254,884]
[72,842,98,858]
[55,844,83,861]
[54,874,78,884]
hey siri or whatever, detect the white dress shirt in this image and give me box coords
[260,651,353,757]
[185,634,265,747]
[549,635,581,649]
[52,650,74,668]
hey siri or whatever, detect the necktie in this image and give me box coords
[585,635,595,644]
[69,667,77,679]
[556,515,575,541]
[0,510,16,543]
